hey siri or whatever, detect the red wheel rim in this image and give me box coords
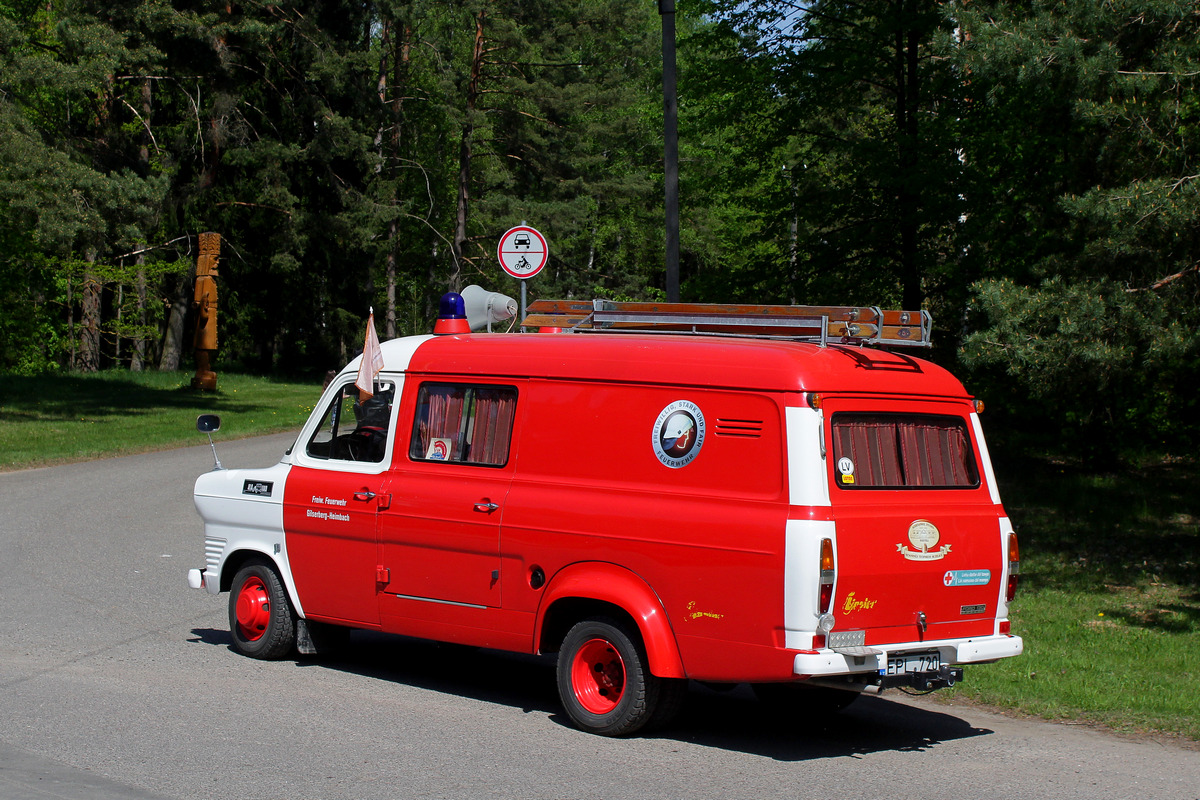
[235,576,271,641]
[570,637,625,714]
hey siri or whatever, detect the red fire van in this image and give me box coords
[190,297,1021,735]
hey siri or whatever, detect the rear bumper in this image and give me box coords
[793,633,1023,678]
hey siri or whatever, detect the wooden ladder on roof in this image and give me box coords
[521,299,933,348]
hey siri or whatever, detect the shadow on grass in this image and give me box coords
[0,373,284,422]
[188,627,992,759]
[995,454,1200,592]
[1105,591,1200,635]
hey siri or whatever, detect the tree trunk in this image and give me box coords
[378,16,411,340]
[894,2,924,312]
[386,218,398,339]
[158,267,193,371]
[451,8,487,291]
[130,253,148,370]
[131,79,153,371]
[77,251,102,373]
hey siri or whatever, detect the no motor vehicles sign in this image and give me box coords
[497,226,548,279]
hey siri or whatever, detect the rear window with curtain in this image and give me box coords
[830,413,979,489]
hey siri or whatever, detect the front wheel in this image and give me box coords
[557,617,675,736]
[228,561,296,659]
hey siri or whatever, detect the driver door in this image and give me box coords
[282,378,399,626]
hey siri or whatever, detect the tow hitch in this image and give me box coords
[880,665,963,691]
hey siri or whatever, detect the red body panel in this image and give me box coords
[283,466,383,627]
[501,377,789,679]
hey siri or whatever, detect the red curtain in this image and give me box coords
[412,385,515,465]
[467,388,515,465]
[833,415,974,488]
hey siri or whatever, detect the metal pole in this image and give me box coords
[520,219,528,329]
[659,0,680,302]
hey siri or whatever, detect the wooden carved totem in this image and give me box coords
[191,232,220,390]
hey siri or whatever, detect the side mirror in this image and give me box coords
[196,414,223,470]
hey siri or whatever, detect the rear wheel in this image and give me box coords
[557,617,672,736]
[229,561,296,659]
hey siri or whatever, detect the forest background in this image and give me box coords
[2,0,1199,465]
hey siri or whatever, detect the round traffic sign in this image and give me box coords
[497,226,548,279]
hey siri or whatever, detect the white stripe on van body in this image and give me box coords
[995,515,1015,631]
[783,406,833,651]
[783,519,836,651]
[971,412,1002,506]
[785,405,830,508]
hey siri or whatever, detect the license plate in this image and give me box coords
[885,651,941,675]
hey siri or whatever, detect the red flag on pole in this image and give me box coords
[355,307,384,399]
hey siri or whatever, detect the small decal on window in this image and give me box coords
[837,457,856,484]
[425,438,452,460]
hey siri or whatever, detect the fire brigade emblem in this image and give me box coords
[653,400,706,468]
[898,519,952,561]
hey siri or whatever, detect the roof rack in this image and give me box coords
[521,299,932,348]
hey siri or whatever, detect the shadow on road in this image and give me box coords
[658,683,992,761]
[189,626,992,760]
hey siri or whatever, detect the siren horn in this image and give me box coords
[461,285,518,332]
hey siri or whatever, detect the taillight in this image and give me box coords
[1006,532,1020,602]
[819,538,835,613]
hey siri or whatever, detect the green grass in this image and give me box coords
[0,370,319,470]
[2,372,1198,741]
[945,457,1200,741]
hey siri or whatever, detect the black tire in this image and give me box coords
[557,617,669,736]
[228,560,296,659]
[752,682,859,714]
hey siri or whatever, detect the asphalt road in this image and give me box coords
[2,434,1198,800]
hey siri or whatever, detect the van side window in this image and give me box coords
[409,383,517,467]
[305,381,395,463]
[831,413,978,489]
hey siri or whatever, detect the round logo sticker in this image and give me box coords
[908,519,941,551]
[652,400,706,468]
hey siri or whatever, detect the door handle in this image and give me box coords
[353,489,377,502]
[473,501,499,513]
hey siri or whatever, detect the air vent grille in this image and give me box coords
[715,419,764,438]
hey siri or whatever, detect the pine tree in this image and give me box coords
[955,0,1200,459]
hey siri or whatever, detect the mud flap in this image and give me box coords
[295,619,318,655]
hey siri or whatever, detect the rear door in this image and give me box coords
[823,398,1002,645]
